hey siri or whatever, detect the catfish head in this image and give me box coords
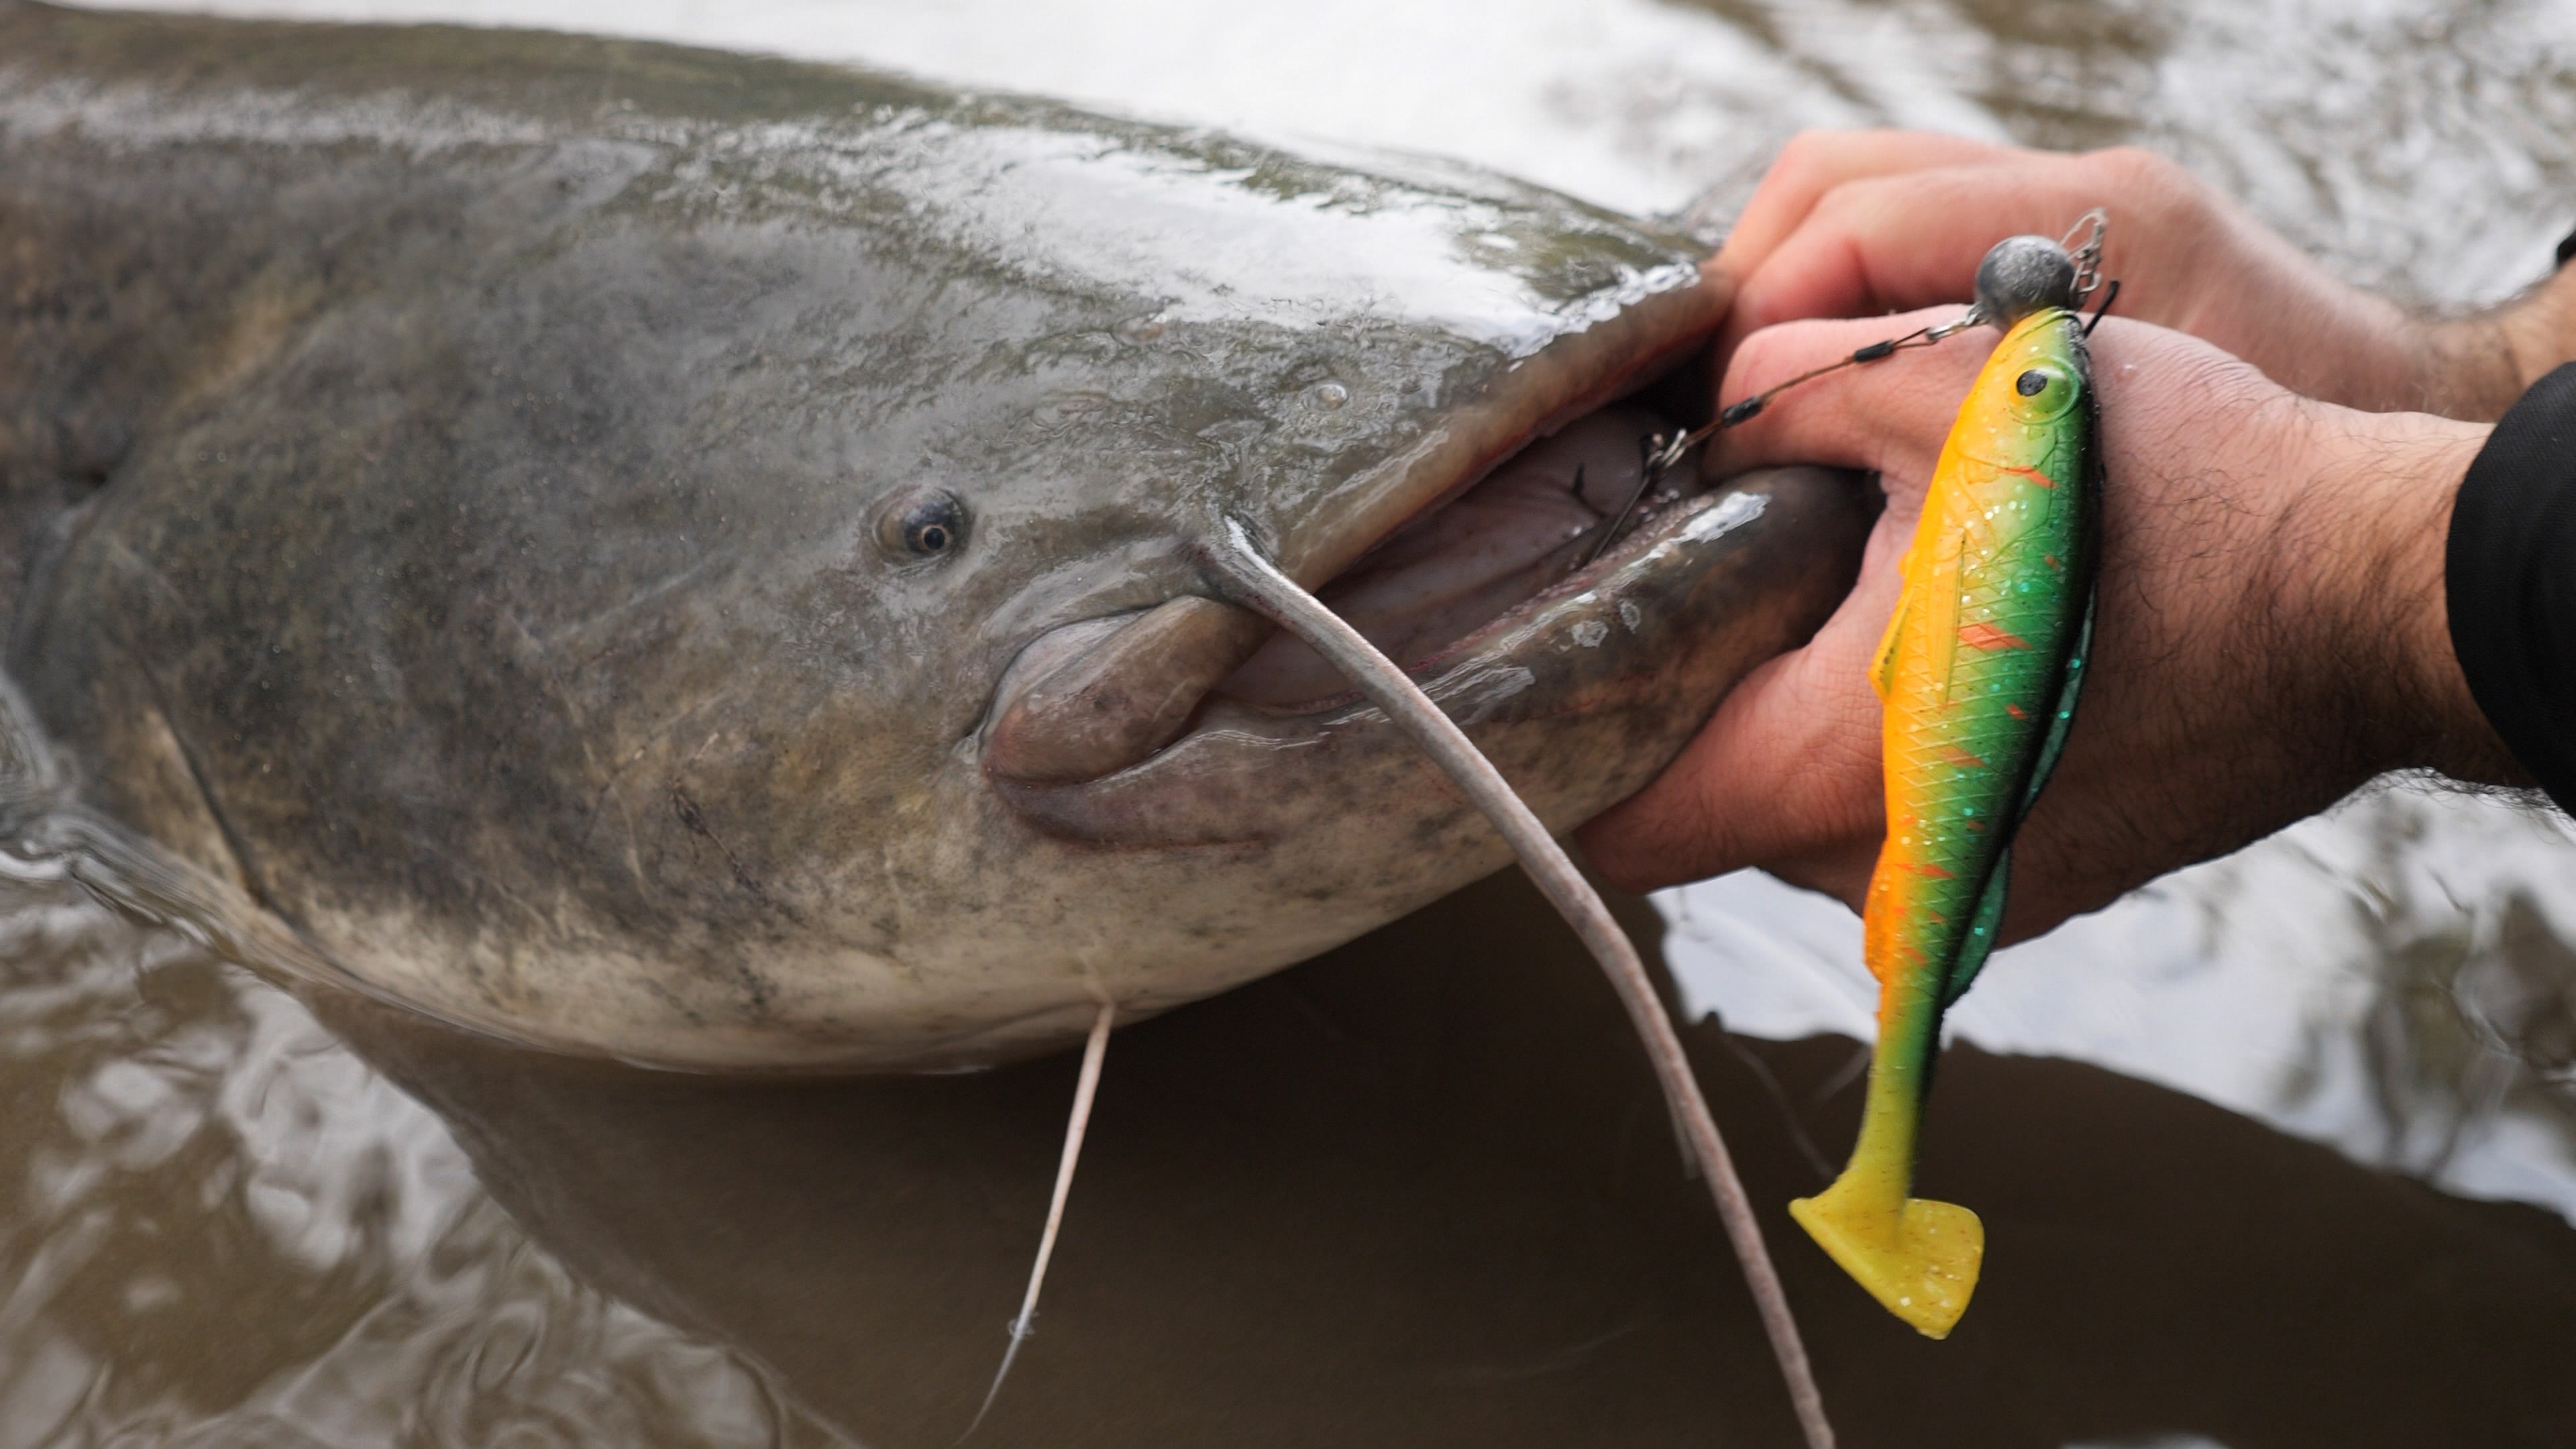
[1,7,1870,1068]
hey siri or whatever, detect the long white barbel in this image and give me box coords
[1203,516,1835,1449]
[963,1000,1115,1441]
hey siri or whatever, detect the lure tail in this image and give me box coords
[1792,837,2002,1338]
[1788,972,1985,1338]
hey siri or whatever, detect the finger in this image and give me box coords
[1578,624,1888,896]
[1711,309,1990,484]
[1588,305,2069,894]
[1715,129,2010,282]
[1717,162,2113,357]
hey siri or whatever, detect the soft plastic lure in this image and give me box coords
[1788,234,2103,1340]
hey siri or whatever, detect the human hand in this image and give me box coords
[1712,130,2569,421]
[1577,309,2521,936]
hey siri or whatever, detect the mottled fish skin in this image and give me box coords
[0,3,1872,1069]
[1792,307,2099,1338]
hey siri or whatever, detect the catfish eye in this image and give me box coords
[875,487,969,562]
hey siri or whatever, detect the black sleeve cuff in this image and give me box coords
[2448,361,2576,813]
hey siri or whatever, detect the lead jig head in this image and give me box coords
[1974,207,2106,325]
[1597,209,2113,566]
[1973,233,2080,325]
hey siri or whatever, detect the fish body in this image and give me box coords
[1791,305,2099,1337]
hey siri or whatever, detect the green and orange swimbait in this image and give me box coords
[1790,236,2102,1339]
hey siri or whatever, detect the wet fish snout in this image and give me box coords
[981,596,1273,785]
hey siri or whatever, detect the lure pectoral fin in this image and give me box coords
[1798,297,2100,1338]
[1868,590,1911,704]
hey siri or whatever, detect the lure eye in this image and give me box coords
[2007,364,2078,421]
[875,487,969,562]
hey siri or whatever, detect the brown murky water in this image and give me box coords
[14,0,2576,1445]
[11,863,2576,1448]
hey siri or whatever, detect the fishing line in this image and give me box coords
[1585,207,2113,568]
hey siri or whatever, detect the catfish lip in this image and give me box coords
[979,271,1729,788]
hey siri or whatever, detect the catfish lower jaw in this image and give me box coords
[991,465,1874,848]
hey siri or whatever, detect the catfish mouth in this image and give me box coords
[980,280,1729,795]
[1212,401,1699,711]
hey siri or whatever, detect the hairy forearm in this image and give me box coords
[2309,413,2531,786]
[2404,263,2576,421]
